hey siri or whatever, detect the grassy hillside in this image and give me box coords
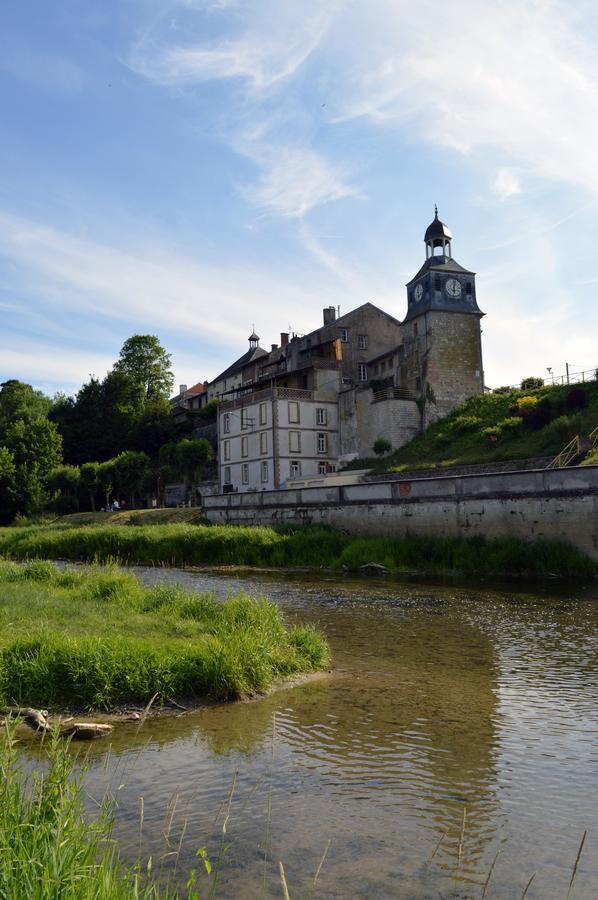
[349,379,598,473]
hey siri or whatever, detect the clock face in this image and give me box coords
[414,284,423,302]
[445,278,462,299]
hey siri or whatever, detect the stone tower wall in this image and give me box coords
[399,310,483,423]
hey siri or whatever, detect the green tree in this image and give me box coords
[0,380,52,429]
[520,376,544,390]
[176,437,213,500]
[80,462,100,512]
[113,335,174,402]
[46,465,81,514]
[0,419,63,520]
[97,459,116,511]
[112,451,150,506]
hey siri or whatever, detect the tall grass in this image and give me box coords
[0,723,173,899]
[0,522,595,579]
[0,561,329,710]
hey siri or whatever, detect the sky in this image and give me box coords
[1,0,597,398]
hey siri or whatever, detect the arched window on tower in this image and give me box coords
[434,276,441,292]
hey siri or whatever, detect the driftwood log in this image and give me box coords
[0,706,49,732]
[0,707,114,740]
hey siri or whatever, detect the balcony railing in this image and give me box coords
[372,387,416,403]
[219,386,314,411]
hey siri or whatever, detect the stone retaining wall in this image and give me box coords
[203,465,598,560]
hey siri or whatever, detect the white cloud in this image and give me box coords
[242,146,360,219]
[0,210,356,382]
[129,1,335,91]
[493,168,522,201]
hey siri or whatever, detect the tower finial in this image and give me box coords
[434,203,438,218]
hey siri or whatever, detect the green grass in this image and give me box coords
[0,560,329,710]
[346,379,598,472]
[0,723,176,899]
[0,523,595,581]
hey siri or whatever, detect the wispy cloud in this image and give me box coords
[129,1,334,91]
[0,210,351,373]
[242,146,360,219]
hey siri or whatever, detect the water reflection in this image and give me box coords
[33,568,598,897]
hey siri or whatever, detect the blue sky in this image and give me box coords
[1,0,597,397]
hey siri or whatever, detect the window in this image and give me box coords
[260,431,268,454]
[358,334,368,350]
[241,463,249,484]
[223,440,230,461]
[413,322,418,337]
[290,460,301,479]
[259,402,267,425]
[261,461,268,483]
[339,328,348,342]
[358,363,368,382]
[316,407,327,426]
[466,281,472,295]
[434,276,441,292]
[224,466,231,483]
[223,412,230,434]
[288,401,300,423]
[416,376,422,391]
[318,462,327,475]
[241,408,249,430]
[317,432,328,454]
[289,430,301,453]
[241,436,248,458]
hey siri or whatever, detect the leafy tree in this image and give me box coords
[97,459,116,511]
[0,380,52,429]
[520,376,544,390]
[176,438,213,499]
[113,335,174,402]
[46,465,81,514]
[0,418,62,521]
[112,451,150,505]
[0,381,62,522]
[80,462,100,512]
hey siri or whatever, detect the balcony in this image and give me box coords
[372,387,416,403]
[219,386,314,411]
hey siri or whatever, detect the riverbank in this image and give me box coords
[0,521,596,578]
[0,560,329,711]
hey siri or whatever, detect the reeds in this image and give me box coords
[0,521,595,578]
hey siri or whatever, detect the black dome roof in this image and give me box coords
[425,208,452,243]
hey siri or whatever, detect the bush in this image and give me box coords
[516,395,539,411]
[497,416,524,433]
[448,415,482,433]
[372,437,392,456]
[52,495,79,515]
[481,425,502,444]
[542,414,583,445]
[492,386,514,395]
[565,386,588,411]
[520,376,544,390]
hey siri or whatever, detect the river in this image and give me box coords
[46,568,598,897]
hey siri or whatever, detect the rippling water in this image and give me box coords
[39,569,598,897]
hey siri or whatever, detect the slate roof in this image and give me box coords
[211,346,268,384]
[406,255,475,287]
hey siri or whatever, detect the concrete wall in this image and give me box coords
[203,464,598,560]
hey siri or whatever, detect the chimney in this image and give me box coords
[280,332,289,347]
[271,343,278,351]
[323,306,336,326]
[179,384,187,396]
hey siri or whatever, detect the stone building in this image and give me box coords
[197,210,485,490]
[338,209,485,461]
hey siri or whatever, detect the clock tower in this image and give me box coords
[400,209,485,421]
